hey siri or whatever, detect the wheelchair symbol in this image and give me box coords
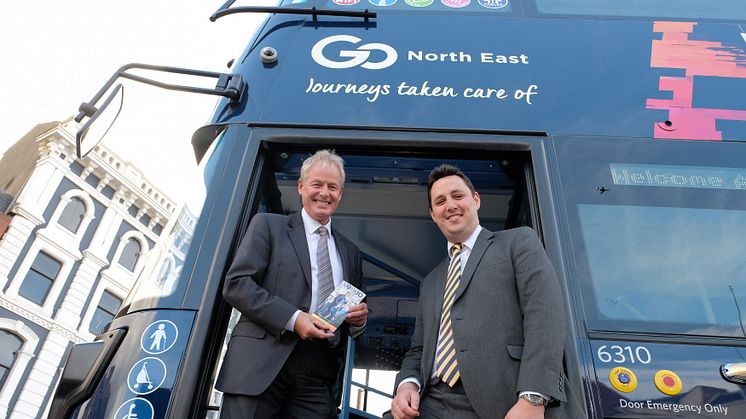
[114,397,153,419]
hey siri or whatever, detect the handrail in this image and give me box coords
[361,253,420,288]
[210,0,375,22]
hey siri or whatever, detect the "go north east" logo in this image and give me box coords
[311,35,398,70]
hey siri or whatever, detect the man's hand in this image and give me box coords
[391,382,420,419]
[293,312,333,339]
[345,302,368,327]
[504,398,545,419]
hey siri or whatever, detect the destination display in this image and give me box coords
[610,163,746,191]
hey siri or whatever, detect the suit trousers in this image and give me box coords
[418,380,480,419]
[219,339,338,419]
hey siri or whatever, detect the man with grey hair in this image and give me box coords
[217,149,368,418]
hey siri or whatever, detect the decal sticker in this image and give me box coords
[441,0,470,8]
[369,0,398,6]
[609,366,638,393]
[128,357,168,395]
[114,398,154,419]
[405,0,434,7]
[478,0,508,9]
[333,0,361,5]
[311,35,398,70]
[141,320,178,354]
[646,21,746,140]
[654,370,683,396]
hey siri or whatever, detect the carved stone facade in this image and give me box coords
[0,119,174,419]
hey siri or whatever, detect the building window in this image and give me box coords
[58,197,86,233]
[89,291,122,335]
[101,185,116,199]
[19,252,61,305]
[0,330,22,389]
[119,238,141,272]
[85,174,100,188]
[70,161,85,176]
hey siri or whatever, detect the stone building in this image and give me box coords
[0,119,175,418]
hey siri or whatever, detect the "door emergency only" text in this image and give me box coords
[619,399,728,415]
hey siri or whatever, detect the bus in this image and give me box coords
[50,0,746,418]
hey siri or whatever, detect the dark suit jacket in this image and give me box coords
[395,227,570,419]
[216,212,363,397]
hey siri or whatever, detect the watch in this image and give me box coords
[519,393,548,406]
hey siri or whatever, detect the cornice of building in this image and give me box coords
[0,295,86,344]
[80,248,110,268]
[11,205,45,226]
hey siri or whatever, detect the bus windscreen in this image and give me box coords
[578,203,746,337]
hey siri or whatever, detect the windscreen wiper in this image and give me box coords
[210,0,375,23]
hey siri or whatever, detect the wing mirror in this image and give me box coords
[75,84,124,158]
[73,63,246,159]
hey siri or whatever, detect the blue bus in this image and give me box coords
[51,0,746,418]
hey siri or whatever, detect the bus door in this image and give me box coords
[553,135,746,418]
[201,129,584,418]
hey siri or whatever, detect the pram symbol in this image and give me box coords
[127,357,167,395]
[135,362,153,390]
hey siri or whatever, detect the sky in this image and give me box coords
[0,1,272,203]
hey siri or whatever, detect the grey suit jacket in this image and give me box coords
[216,212,363,396]
[396,227,569,418]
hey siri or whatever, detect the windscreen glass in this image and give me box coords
[557,137,746,337]
[121,128,228,312]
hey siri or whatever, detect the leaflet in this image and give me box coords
[312,281,365,332]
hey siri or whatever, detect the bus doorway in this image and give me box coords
[205,134,568,418]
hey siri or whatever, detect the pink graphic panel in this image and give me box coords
[646,21,746,140]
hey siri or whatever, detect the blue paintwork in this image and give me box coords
[214,13,746,141]
[68,310,195,419]
[591,340,746,418]
[59,4,746,419]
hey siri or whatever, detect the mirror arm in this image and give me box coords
[75,63,246,124]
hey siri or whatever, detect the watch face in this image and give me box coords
[522,394,546,406]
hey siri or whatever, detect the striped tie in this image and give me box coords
[316,226,335,306]
[435,243,462,387]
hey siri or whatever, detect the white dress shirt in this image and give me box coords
[284,209,344,331]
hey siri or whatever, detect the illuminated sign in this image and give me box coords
[610,164,746,191]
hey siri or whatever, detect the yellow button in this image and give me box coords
[654,370,682,395]
[609,366,638,393]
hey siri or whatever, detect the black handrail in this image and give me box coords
[210,0,375,22]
